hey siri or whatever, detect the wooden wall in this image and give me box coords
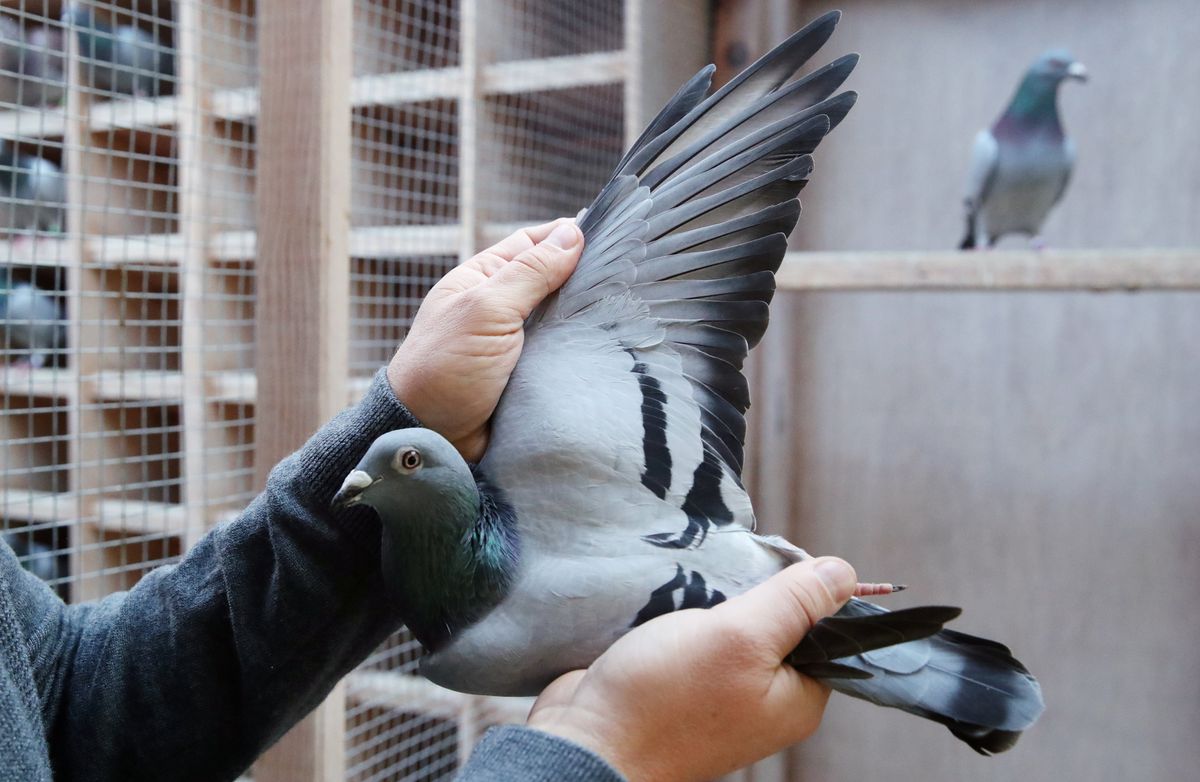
[736,1,1200,780]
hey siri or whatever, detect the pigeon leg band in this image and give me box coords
[854,582,906,597]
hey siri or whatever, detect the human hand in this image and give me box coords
[387,219,583,462]
[526,558,858,782]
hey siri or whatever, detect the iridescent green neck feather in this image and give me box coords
[381,472,519,651]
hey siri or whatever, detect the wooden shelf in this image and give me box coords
[0,488,73,524]
[95,498,189,536]
[777,249,1200,291]
[0,52,629,141]
[346,671,533,725]
[0,368,76,400]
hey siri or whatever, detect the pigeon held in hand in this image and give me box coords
[961,49,1086,249]
[0,282,64,368]
[0,140,66,235]
[337,12,1044,756]
[67,3,174,98]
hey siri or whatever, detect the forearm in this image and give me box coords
[457,726,626,782]
[36,369,417,781]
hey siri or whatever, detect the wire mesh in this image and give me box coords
[345,1,626,779]
[3,0,633,777]
[0,0,257,643]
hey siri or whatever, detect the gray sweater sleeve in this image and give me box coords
[7,366,625,782]
[14,368,416,781]
[458,726,627,782]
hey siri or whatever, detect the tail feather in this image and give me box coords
[798,598,1044,755]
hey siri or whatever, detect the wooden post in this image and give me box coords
[253,0,352,779]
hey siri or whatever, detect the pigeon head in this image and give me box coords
[996,49,1086,134]
[333,428,479,522]
[1029,49,1088,84]
[333,428,518,652]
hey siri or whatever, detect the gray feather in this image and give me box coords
[0,19,65,108]
[68,4,174,97]
[1,282,64,368]
[0,141,66,235]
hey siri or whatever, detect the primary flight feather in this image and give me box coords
[337,11,1044,755]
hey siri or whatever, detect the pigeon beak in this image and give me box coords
[1066,61,1088,82]
[332,470,377,511]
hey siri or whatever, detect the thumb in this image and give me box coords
[716,557,856,659]
[487,221,583,318]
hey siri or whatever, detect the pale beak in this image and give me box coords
[1066,61,1088,82]
[332,469,376,511]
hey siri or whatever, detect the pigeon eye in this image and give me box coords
[395,448,423,472]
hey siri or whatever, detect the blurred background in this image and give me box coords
[0,1,1195,781]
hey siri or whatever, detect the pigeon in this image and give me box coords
[335,12,1044,755]
[0,18,66,108]
[0,140,66,235]
[0,282,64,368]
[3,532,64,584]
[960,49,1087,249]
[66,3,175,98]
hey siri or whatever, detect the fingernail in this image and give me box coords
[545,222,580,249]
[814,558,855,602]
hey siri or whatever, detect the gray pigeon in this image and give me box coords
[0,18,65,108]
[960,49,1086,249]
[0,140,66,235]
[3,532,64,584]
[0,282,64,368]
[67,3,174,97]
[336,12,1044,755]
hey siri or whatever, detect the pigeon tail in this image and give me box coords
[812,598,1044,755]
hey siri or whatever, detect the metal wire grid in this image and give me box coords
[485,0,624,63]
[0,0,257,606]
[479,83,626,223]
[345,1,627,779]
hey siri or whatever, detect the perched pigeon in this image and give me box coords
[337,12,1044,755]
[0,282,64,368]
[67,4,174,98]
[0,140,66,235]
[0,18,66,108]
[960,49,1087,249]
[3,532,64,584]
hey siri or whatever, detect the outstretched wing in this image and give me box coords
[490,11,856,548]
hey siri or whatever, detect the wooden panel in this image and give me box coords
[753,290,1200,781]
[253,0,352,779]
[791,0,1200,252]
[625,0,711,141]
[727,3,1200,779]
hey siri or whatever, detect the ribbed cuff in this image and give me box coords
[457,726,626,782]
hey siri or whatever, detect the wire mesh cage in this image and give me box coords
[0,0,703,778]
[0,0,257,680]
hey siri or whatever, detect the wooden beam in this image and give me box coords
[253,0,353,779]
[776,249,1200,291]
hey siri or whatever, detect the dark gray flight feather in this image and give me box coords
[339,10,1044,757]
[961,48,1086,249]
